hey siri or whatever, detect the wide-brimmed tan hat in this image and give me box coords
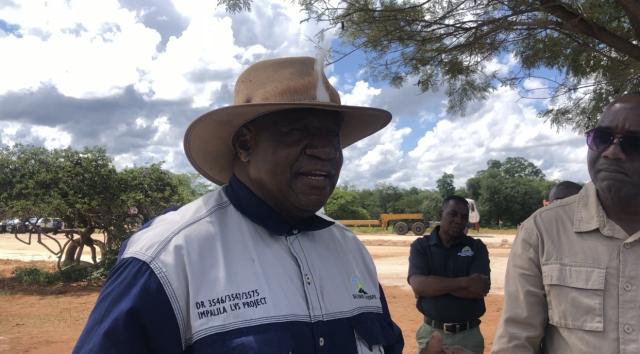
[184,56,392,185]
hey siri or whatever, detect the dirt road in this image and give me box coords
[0,233,102,262]
[0,232,513,294]
[360,233,514,294]
[0,232,513,353]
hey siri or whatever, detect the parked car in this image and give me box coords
[29,217,64,231]
[6,218,27,233]
[40,217,64,230]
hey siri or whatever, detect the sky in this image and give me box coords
[0,0,591,189]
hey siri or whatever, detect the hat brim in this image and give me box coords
[184,102,391,185]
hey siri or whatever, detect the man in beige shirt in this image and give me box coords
[492,93,640,354]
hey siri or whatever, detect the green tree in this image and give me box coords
[501,157,545,179]
[421,190,444,222]
[119,164,197,223]
[372,183,403,213]
[222,0,640,130]
[0,145,198,274]
[467,157,550,226]
[325,187,370,219]
[357,188,382,218]
[392,187,429,213]
[436,173,456,199]
[454,186,469,198]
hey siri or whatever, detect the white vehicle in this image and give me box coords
[466,198,481,232]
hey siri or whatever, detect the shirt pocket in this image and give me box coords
[542,263,605,331]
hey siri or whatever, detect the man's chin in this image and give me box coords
[289,197,327,216]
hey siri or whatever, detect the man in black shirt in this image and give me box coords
[408,196,490,354]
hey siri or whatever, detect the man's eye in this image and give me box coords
[279,127,304,135]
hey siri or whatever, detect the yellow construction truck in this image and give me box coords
[338,213,431,235]
[338,199,480,236]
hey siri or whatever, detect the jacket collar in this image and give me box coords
[223,175,334,236]
[427,226,471,247]
[573,182,627,239]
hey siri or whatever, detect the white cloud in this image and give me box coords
[341,122,412,183]
[0,0,160,97]
[336,85,589,189]
[0,122,20,146]
[482,53,518,76]
[31,125,72,149]
[138,16,243,102]
[0,0,592,192]
[522,77,552,100]
[152,116,170,141]
[0,120,72,149]
[339,81,381,106]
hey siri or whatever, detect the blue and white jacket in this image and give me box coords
[74,176,403,353]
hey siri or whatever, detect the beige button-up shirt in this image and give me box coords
[492,182,640,354]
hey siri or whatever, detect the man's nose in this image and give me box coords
[305,136,341,160]
[602,138,626,160]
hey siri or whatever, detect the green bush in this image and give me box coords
[12,264,102,285]
[12,267,59,285]
[58,266,93,282]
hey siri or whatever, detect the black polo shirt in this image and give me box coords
[408,226,490,323]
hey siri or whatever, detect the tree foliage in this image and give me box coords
[466,157,554,226]
[221,0,640,130]
[421,190,444,222]
[500,157,546,179]
[0,145,203,273]
[325,186,371,219]
[436,172,456,199]
[324,156,554,227]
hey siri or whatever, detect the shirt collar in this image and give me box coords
[223,175,334,236]
[427,226,441,245]
[573,182,626,238]
[427,226,470,247]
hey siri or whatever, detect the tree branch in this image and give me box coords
[615,0,640,40]
[538,0,640,61]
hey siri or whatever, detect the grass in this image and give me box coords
[11,265,98,286]
[348,225,517,236]
[350,226,387,234]
[480,227,518,235]
[12,267,59,285]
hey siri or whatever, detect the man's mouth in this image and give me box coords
[598,167,629,178]
[300,170,331,180]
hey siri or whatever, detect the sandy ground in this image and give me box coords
[0,232,512,353]
[0,233,103,262]
[360,232,514,294]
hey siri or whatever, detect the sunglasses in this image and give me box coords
[585,128,640,156]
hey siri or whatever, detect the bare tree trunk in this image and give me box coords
[60,226,98,267]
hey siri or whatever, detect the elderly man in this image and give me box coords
[492,93,640,353]
[409,196,490,354]
[73,57,403,353]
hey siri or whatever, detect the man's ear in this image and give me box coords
[233,125,254,162]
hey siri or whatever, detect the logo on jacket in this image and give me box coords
[458,246,474,257]
[351,275,377,300]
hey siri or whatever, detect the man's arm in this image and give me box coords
[409,274,489,299]
[407,239,489,299]
[73,257,183,354]
[449,239,491,298]
[491,220,547,354]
